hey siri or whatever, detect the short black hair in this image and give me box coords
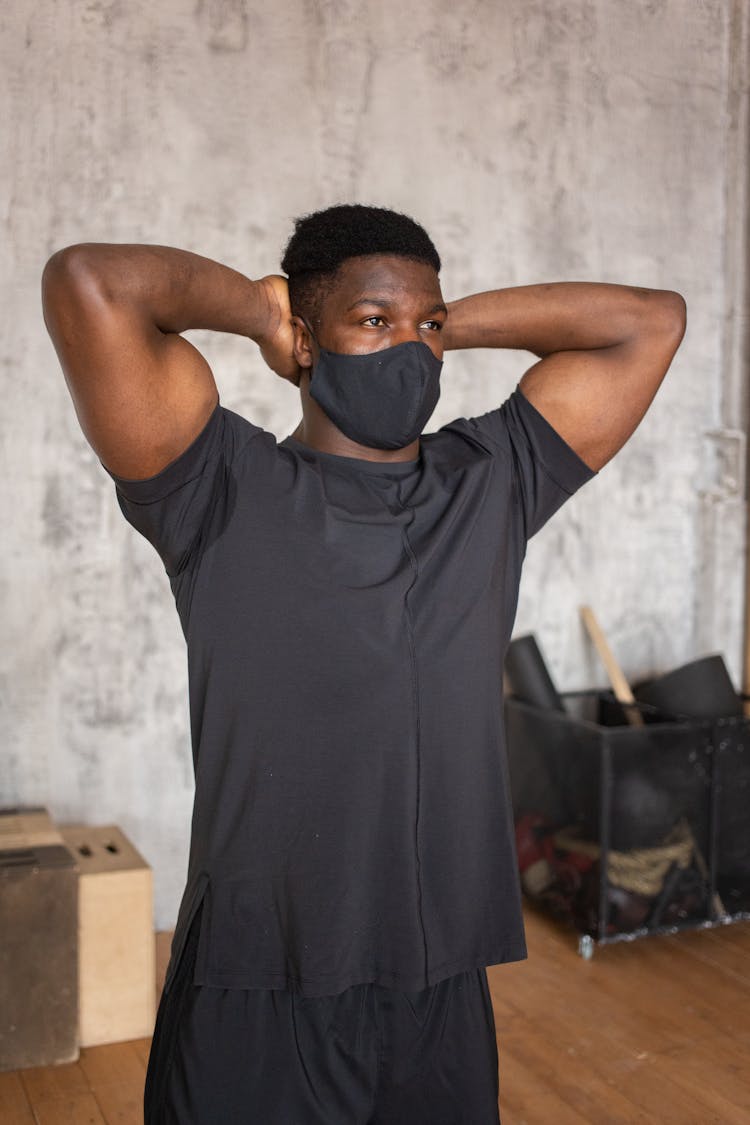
[280,203,441,327]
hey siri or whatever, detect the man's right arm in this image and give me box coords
[42,243,297,479]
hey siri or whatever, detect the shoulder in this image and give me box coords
[434,387,596,492]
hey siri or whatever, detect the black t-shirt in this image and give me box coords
[107,385,595,997]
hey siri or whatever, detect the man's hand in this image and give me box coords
[443,282,686,471]
[256,275,302,387]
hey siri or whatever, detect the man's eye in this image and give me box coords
[362,316,386,327]
[421,320,443,331]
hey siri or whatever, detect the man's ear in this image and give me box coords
[291,316,315,371]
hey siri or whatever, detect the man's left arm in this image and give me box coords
[442,282,686,472]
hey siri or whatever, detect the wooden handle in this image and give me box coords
[579,605,643,726]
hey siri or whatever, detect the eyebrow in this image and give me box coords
[346,297,448,316]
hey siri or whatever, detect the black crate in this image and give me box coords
[505,692,750,956]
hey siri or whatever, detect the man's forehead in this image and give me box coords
[330,254,442,302]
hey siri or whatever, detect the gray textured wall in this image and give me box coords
[2,0,748,927]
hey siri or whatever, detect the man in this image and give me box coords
[42,204,686,1124]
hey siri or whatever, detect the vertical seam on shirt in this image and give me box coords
[399,503,430,983]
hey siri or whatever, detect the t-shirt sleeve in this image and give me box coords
[448,384,597,541]
[102,402,263,577]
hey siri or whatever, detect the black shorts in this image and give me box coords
[145,903,501,1124]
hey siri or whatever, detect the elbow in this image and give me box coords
[627,288,686,354]
[43,244,101,294]
[663,289,687,336]
[652,289,687,345]
[42,244,109,322]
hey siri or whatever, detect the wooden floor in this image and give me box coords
[2,909,749,1124]
[489,909,750,1124]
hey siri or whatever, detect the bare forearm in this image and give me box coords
[43,242,276,342]
[443,282,686,357]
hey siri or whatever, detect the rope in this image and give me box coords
[553,819,696,897]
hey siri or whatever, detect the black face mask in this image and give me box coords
[307,338,443,451]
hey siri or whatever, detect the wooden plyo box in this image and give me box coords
[0,806,63,851]
[60,825,156,1047]
[0,843,79,1072]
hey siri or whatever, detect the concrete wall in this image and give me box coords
[2,0,748,927]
